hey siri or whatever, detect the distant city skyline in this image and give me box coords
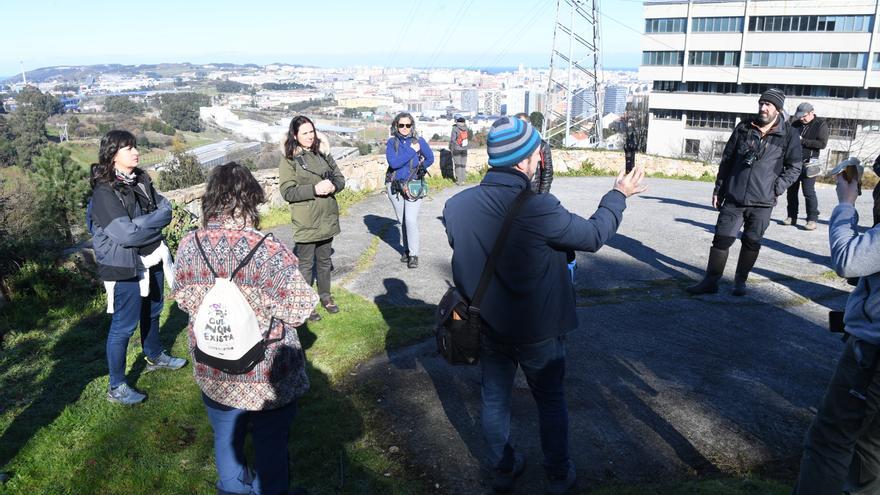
[1,0,643,79]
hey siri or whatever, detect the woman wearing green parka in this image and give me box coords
[279,115,345,322]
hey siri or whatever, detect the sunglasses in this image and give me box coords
[397,123,412,129]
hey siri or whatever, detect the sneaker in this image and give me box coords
[408,256,419,269]
[546,461,576,495]
[107,383,146,405]
[400,252,409,263]
[782,217,795,226]
[492,453,526,493]
[805,220,817,230]
[145,351,187,372]
[308,310,322,322]
[321,296,340,314]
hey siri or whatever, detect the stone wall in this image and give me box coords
[164,147,718,215]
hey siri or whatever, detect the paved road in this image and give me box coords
[277,177,869,493]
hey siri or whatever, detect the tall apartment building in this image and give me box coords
[572,87,597,119]
[640,0,880,166]
[604,85,628,115]
[461,89,480,113]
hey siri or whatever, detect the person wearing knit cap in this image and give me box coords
[443,116,646,494]
[686,89,802,296]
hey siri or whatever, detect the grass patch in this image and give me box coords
[588,476,789,494]
[649,170,716,182]
[259,205,291,230]
[558,160,615,177]
[0,258,434,494]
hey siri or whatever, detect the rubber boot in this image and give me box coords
[732,246,760,297]
[686,247,728,295]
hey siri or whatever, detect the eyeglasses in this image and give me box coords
[397,123,412,129]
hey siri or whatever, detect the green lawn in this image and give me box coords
[0,261,432,494]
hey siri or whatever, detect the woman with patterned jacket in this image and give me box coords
[87,129,186,406]
[172,162,317,495]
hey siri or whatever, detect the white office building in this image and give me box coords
[640,0,880,166]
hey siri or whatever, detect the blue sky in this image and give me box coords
[2,0,644,77]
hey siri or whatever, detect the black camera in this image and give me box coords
[320,170,333,181]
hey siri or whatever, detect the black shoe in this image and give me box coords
[546,461,576,495]
[407,256,419,269]
[400,252,409,263]
[732,279,747,297]
[321,297,339,314]
[492,453,526,493]
[685,276,720,295]
[308,310,322,322]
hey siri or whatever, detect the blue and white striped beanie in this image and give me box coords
[487,117,542,168]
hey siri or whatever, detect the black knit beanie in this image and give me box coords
[759,88,785,111]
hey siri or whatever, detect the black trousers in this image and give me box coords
[712,201,773,251]
[787,175,819,222]
[294,237,333,300]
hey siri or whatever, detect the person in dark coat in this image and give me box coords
[785,102,829,230]
[86,130,186,405]
[443,116,646,494]
[515,112,554,193]
[686,89,802,296]
[624,122,638,173]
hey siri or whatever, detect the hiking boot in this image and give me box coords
[805,220,817,231]
[308,310,322,322]
[782,217,796,226]
[400,252,409,263]
[107,383,146,405]
[145,351,187,372]
[407,256,419,269]
[321,296,339,314]
[546,461,576,495]
[492,453,526,493]
[685,247,728,295]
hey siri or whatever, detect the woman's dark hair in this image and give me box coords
[90,130,137,188]
[390,112,417,138]
[201,162,266,228]
[284,115,321,159]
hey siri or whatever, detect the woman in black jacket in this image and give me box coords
[87,130,186,405]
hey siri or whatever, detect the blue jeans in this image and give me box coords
[106,265,164,388]
[203,394,298,495]
[480,334,570,477]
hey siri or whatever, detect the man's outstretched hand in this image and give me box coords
[614,165,648,198]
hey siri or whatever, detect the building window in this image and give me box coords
[686,111,738,129]
[874,53,880,70]
[829,150,850,166]
[686,82,740,93]
[645,18,686,33]
[653,109,683,120]
[684,139,701,156]
[642,51,684,66]
[692,17,744,33]
[712,141,727,161]
[688,51,740,66]
[827,119,858,139]
[744,52,866,70]
[861,121,880,133]
[653,80,680,92]
[749,15,873,33]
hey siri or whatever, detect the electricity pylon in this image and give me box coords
[543,0,603,147]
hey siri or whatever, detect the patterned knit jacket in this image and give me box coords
[171,217,318,411]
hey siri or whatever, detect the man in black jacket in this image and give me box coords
[687,89,802,296]
[785,102,829,230]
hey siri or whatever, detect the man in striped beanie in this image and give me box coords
[443,116,646,494]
